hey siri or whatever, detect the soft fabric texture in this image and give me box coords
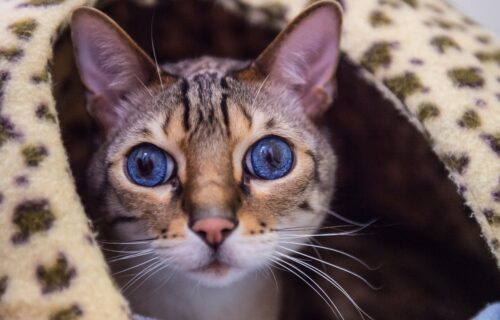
[473,303,500,320]
[0,0,498,319]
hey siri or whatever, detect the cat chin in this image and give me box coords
[184,265,249,287]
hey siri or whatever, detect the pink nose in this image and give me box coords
[191,218,236,246]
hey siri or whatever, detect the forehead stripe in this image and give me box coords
[181,78,191,131]
[220,77,230,136]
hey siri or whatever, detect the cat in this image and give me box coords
[71,1,342,319]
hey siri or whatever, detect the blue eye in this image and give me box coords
[246,136,294,180]
[126,143,174,187]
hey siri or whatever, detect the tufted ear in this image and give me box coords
[71,7,161,134]
[252,1,342,120]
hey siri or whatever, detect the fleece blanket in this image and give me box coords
[0,0,499,319]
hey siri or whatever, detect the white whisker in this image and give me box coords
[130,260,171,294]
[121,260,164,292]
[113,257,159,276]
[279,231,362,239]
[278,246,379,290]
[277,252,373,320]
[308,238,328,272]
[260,265,280,291]
[102,248,154,254]
[150,267,176,294]
[108,250,155,263]
[281,240,378,270]
[98,238,156,245]
[270,256,343,320]
[150,11,164,90]
[279,222,375,239]
[274,225,354,232]
[134,75,154,97]
[319,206,378,228]
[250,74,270,110]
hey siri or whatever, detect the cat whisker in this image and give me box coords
[277,245,379,290]
[307,238,328,272]
[127,267,176,309]
[257,264,280,291]
[98,237,158,245]
[270,256,343,320]
[121,260,161,291]
[113,256,160,276]
[274,225,354,232]
[107,250,155,263]
[150,11,164,90]
[101,248,154,254]
[280,240,379,271]
[121,259,167,292]
[250,74,270,110]
[319,206,378,228]
[279,231,363,239]
[129,260,172,294]
[279,222,375,239]
[150,268,177,295]
[267,265,280,291]
[134,75,154,98]
[276,252,373,320]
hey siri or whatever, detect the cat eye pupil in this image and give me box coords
[137,155,154,176]
[248,137,293,180]
[126,143,174,187]
[264,147,283,168]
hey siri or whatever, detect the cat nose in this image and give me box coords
[191,217,236,247]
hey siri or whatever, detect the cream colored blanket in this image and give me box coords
[0,0,498,319]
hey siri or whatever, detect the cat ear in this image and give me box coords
[71,7,161,134]
[252,1,342,120]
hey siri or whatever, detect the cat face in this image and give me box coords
[72,1,342,286]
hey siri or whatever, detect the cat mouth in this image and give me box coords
[191,260,231,277]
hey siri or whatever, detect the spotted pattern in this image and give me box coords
[19,0,66,7]
[0,47,24,62]
[0,115,21,147]
[484,209,500,225]
[361,42,393,72]
[442,153,470,174]
[384,72,424,101]
[369,10,393,27]
[476,50,500,65]
[493,178,500,202]
[12,199,55,243]
[401,0,418,8]
[22,144,48,167]
[417,102,440,122]
[448,67,485,88]
[37,254,76,294]
[31,63,50,83]
[8,19,38,40]
[430,35,461,53]
[458,110,481,129]
[35,104,57,122]
[15,175,30,186]
[481,133,500,156]
[50,305,83,320]
[335,0,500,267]
[0,275,7,300]
[0,71,11,105]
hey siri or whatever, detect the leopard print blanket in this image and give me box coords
[0,0,498,319]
